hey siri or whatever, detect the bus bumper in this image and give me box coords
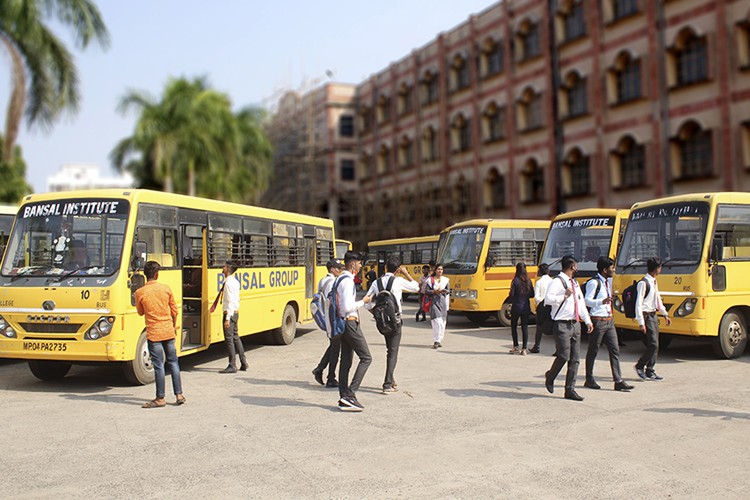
[0,338,127,362]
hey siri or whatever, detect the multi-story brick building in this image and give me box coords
[266,0,750,250]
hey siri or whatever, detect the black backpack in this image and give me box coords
[622,278,650,319]
[372,276,400,336]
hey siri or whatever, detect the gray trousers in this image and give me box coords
[338,319,372,399]
[223,312,246,368]
[636,313,660,371]
[548,320,581,390]
[383,322,402,389]
[585,318,623,383]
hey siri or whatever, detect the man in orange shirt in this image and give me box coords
[135,261,186,408]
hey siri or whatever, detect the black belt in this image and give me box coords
[644,311,656,317]
[556,319,578,324]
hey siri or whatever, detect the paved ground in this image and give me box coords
[2,300,750,499]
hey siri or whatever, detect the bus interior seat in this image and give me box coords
[147,253,174,267]
[672,237,691,260]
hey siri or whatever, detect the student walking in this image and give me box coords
[508,262,534,355]
[634,257,671,381]
[312,258,345,387]
[218,260,247,374]
[426,264,450,349]
[415,265,431,322]
[530,263,552,353]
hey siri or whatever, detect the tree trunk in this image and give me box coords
[2,38,26,164]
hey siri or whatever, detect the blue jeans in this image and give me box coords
[148,338,182,399]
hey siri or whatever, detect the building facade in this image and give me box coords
[47,164,133,192]
[266,0,750,250]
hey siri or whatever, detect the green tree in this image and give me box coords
[0,133,32,202]
[0,0,109,164]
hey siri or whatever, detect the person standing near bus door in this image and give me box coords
[530,263,552,353]
[543,255,593,401]
[508,262,534,355]
[337,251,373,412]
[426,263,450,349]
[135,261,185,408]
[583,257,634,392]
[364,257,419,394]
[415,265,431,322]
[219,259,248,374]
[312,258,344,387]
[634,257,671,381]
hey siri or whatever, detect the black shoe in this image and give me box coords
[615,381,634,391]
[326,379,338,388]
[551,351,559,357]
[584,379,601,390]
[635,365,647,380]
[312,369,324,385]
[544,371,554,394]
[239,363,248,372]
[338,396,364,412]
[219,366,237,374]
[646,371,664,381]
[564,389,584,401]
[529,346,540,354]
[437,342,442,348]
[433,342,439,349]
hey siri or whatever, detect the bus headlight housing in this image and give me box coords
[85,316,115,340]
[613,296,623,313]
[0,315,15,338]
[452,289,477,299]
[674,298,698,317]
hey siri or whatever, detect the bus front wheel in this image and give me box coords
[497,303,512,327]
[712,311,748,359]
[123,332,155,385]
[272,304,297,345]
[28,360,72,381]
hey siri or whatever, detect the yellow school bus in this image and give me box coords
[0,189,335,383]
[364,235,439,289]
[0,204,17,258]
[612,192,750,358]
[335,239,352,259]
[437,219,549,326]
[540,208,630,283]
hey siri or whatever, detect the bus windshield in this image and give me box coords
[439,226,486,274]
[616,201,709,274]
[1,199,130,278]
[542,216,615,274]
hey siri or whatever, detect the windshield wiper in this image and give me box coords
[10,264,56,282]
[619,258,648,271]
[56,265,104,280]
[661,258,700,268]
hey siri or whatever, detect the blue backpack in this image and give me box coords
[327,275,351,338]
[310,276,333,332]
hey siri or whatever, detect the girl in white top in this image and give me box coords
[425,264,450,349]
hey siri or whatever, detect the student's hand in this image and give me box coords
[564,288,573,298]
[363,294,372,304]
[664,317,672,326]
[602,297,612,305]
[586,323,594,334]
[639,324,646,333]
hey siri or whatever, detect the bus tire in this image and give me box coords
[466,312,491,325]
[497,303,512,327]
[28,360,72,381]
[272,304,297,345]
[712,311,747,359]
[123,331,154,385]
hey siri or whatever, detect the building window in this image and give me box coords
[668,29,709,88]
[359,153,372,179]
[561,71,587,118]
[480,38,504,79]
[563,148,590,197]
[558,0,586,43]
[451,114,471,153]
[672,121,713,180]
[742,122,750,168]
[359,106,372,134]
[422,126,439,163]
[397,83,414,116]
[453,178,471,216]
[613,0,638,20]
[377,144,391,175]
[339,115,354,137]
[398,136,414,168]
[517,87,543,132]
[484,168,506,209]
[737,20,750,69]
[376,94,391,124]
[482,102,506,143]
[517,19,541,62]
[608,51,642,104]
[340,159,355,181]
[420,71,440,106]
[610,136,646,189]
[450,53,471,92]
[520,159,545,203]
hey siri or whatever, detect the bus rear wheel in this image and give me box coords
[28,360,72,381]
[497,303,512,327]
[272,304,297,345]
[466,312,491,325]
[712,311,747,359]
[123,332,154,385]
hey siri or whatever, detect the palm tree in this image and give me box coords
[0,0,109,163]
[234,107,272,204]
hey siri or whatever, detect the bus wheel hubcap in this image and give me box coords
[728,321,743,347]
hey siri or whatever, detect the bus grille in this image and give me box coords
[19,323,82,334]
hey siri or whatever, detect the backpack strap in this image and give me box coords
[385,276,395,292]
[552,275,570,320]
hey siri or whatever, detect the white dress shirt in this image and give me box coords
[544,274,592,325]
[365,272,420,314]
[635,273,668,326]
[222,274,240,317]
[534,274,552,306]
[335,271,364,320]
[584,273,613,318]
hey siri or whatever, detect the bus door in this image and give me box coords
[179,216,207,351]
[303,226,315,299]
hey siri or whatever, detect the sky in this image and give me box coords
[0,1,496,193]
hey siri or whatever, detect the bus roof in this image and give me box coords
[0,205,17,216]
[551,208,630,221]
[368,235,439,247]
[20,189,333,227]
[630,192,750,210]
[440,218,550,233]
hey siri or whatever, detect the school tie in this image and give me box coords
[570,278,580,322]
[209,282,225,313]
[605,279,612,315]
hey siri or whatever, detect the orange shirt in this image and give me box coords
[135,281,178,342]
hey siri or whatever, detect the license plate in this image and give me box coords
[22,341,68,352]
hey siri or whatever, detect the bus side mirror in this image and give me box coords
[484,255,495,271]
[709,239,723,263]
[132,241,147,271]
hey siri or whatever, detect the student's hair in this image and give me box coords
[537,263,550,277]
[385,256,401,273]
[647,257,662,272]
[561,255,577,271]
[514,262,532,293]
[422,264,431,272]
[144,261,160,280]
[433,263,444,274]
[344,250,362,265]
[225,259,238,274]
[597,256,615,273]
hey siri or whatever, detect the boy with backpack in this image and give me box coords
[311,258,344,388]
[634,257,671,381]
[365,257,419,394]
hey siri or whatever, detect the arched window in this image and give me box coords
[420,70,440,106]
[517,87,543,131]
[671,120,713,180]
[376,94,391,124]
[359,151,373,179]
[557,0,586,43]
[607,51,642,104]
[562,148,590,197]
[484,168,506,209]
[359,105,373,134]
[450,52,471,92]
[377,144,391,175]
[520,159,545,203]
[397,82,414,116]
[479,37,504,79]
[516,18,541,61]
[453,177,471,216]
[561,71,587,118]
[451,113,471,153]
[667,28,709,87]
[482,102,506,143]
[610,135,646,189]
[421,126,439,163]
[398,135,414,168]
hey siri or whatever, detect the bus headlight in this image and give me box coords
[0,316,7,330]
[674,298,698,317]
[613,296,623,313]
[85,316,115,340]
[452,290,477,299]
[4,327,15,338]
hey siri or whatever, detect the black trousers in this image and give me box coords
[511,311,529,349]
[315,337,341,381]
[223,312,246,368]
[383,322,402,388]
[338,319,372,399]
